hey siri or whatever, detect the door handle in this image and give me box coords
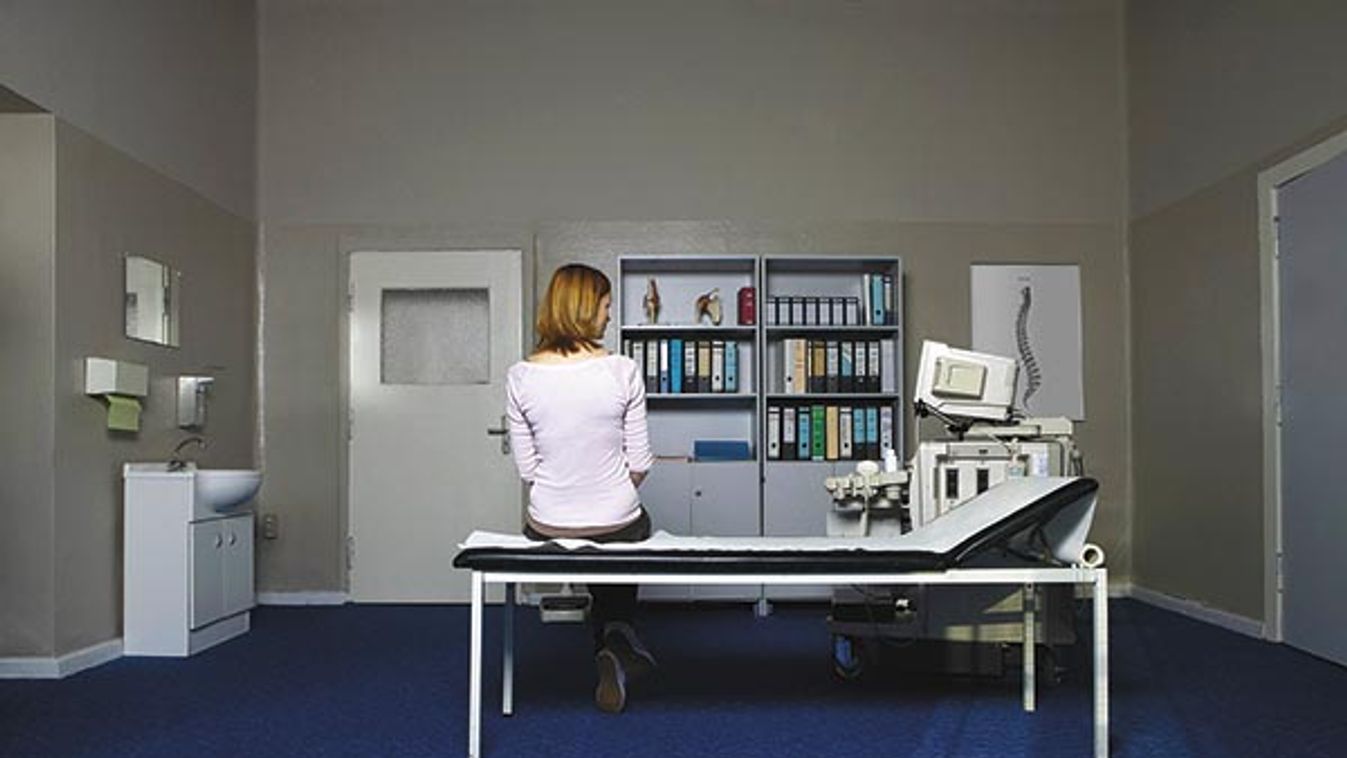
[486,415,510,455]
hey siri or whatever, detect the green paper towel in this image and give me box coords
[106,395,141,432]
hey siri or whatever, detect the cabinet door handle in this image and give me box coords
[228,532,237,546]
[214,534,223,548]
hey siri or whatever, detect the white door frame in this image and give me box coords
[1257,128,1347,641]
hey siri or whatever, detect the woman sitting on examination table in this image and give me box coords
[504,263,657,714]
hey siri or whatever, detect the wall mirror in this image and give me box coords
[124,255,180,347]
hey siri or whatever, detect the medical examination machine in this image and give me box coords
[824,340,1092,679]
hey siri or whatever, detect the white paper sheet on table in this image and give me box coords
[460,477,1098,565]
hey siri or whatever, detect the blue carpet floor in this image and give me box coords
[2,599,1345,757]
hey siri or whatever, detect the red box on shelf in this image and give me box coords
[737,286,756,326]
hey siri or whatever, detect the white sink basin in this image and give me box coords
[195,469,262,512]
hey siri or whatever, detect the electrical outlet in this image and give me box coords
[261,513,279,540]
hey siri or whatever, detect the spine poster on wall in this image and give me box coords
[970,264,1084,420]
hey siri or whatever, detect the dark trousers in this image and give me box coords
[524,509,651,651]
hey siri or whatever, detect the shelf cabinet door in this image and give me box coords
[690,461,760,600]
[763,461,837,537]
[763,461,838,600]
[689,461,759,536]
[222,514,255,617]
[637,462,692,601]
[639,461,692,535]
[190,521,225,629]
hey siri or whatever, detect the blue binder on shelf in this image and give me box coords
[797,411,811,460]
[870,274,886,325]
[865,406,880,460]
[669,339,684,394]
[724,341,738,393]
[692,439,753,461]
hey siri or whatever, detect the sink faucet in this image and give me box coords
[168,436,207,472]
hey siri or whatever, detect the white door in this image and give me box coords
[222,514,255,617]
[1278,149,1347,666]
[349,250,524,602]
[190,521,224,629]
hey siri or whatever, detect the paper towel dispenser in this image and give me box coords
[85,357,148,397]
[85,357,149,432]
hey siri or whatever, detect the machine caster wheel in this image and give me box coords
[831,635,866,680]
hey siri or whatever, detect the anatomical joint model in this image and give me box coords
[694,288,723,326]
[643,278,661,324]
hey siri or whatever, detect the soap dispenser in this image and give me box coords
[176,376,214,429]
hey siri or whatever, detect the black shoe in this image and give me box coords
[594,648,627,713]
[603,622,657,680]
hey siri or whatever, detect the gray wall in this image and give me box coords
[258,0,1131,593]
[1126,0,1347,620]
[0,115,57,656]
[1128,0,1347,217]
[260,0,1124,225]
[0,0,258,219]
[50,123,257,655]
[0,117,258,659]
[0,0,259,657]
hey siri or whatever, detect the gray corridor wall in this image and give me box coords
[1129,119,1347,623]
[1,0,259,660]
[0,119,257,658]
[0,0,258,219]
[50,123,257,655]
[1126,0,1347,623]
[0,115,57,657]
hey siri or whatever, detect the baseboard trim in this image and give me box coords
[0,638,123,679]
[256,591,349,606]
[1125,584,1264,639]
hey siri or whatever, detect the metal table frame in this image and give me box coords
[466,566,1108,758]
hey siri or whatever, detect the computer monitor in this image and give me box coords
[913,340,1018,422]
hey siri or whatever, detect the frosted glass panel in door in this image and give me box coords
[381,288,489,385]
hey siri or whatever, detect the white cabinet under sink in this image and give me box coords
[123,463,260,656]
[190,516,254,629]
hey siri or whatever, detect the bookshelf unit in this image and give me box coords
[617,255,903,603]
[760,256,904,600]
[618,256,761,600]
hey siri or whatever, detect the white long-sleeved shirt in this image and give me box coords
[505,355,654,531]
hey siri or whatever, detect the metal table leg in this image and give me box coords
[469,572,483,758]
[1094,569,1109,758]
[503,582,514,716]
[1023,582,1036,712]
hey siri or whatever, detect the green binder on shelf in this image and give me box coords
[810,405,826,461]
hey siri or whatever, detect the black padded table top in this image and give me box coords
[453,477,1098,574]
